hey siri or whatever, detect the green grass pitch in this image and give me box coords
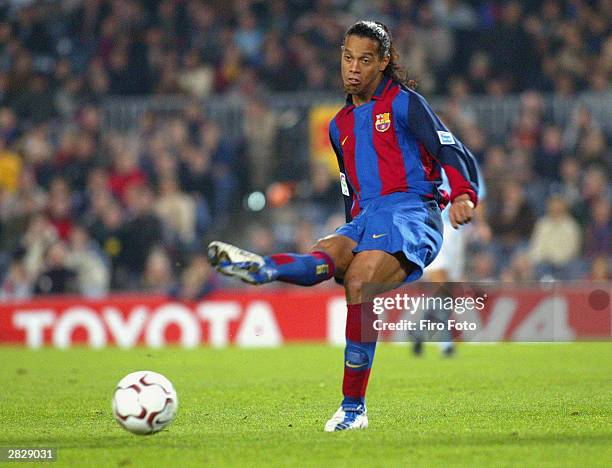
[1,343,610,467]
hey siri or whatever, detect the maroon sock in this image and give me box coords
[342,303,378,404]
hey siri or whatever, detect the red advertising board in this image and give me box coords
[0,285,609,348]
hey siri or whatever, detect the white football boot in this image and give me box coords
[324,403,368,432]
[207,241,276,285]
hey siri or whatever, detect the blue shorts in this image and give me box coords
[336,192,443,283]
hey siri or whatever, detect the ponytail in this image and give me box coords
[385,43,417,90]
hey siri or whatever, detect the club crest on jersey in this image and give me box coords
[375,113,391,132]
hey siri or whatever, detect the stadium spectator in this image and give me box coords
[0,168,46,257]
[22,213,57,280]
[563,106,600,154]
[55,132,98,193]
[46,177,74,241]
[555,157,583,215]
[0,107,19,144]
[108,139,148,203]
[469,250,497,282]
[305,162,343,221]
[141,248,174,294]
[500,251,535,282]
[22,124,54,189]
[120,184,163,288]
[534,124,564,181]
[584,198,611,259]
[0,258,31,301]
[489,181,536,257]
[234,11,264,64]
[581,166,610,207]
[243,97,278,190]
[13,73,57,123]
[0,135,21,192]
[154,175,197,246]
[178,50,215,98]
[89,200,126,289]
[65,224,110,298]
[33,241,77,295]
[530,195,582,279]
[170,253,218,301]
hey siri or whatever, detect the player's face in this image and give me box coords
[341,35,388,99]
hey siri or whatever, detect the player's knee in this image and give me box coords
[343,272,366,302]
[312,235,352,255]
[312,236,335,254]
[312,236,353,277]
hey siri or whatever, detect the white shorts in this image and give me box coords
[424,218,465,281]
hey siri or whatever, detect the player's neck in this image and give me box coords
[352,94,370,106]
[352,74,384,107]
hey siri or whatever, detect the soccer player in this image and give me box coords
[415,168,487,357]
[207,21,479,431]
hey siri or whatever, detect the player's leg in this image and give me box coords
[325,249,413,432]
[412,266,451,356]
[207,234,355,285]
[326,194,443,431]
[420,221,465,356]
[426,269,456,356]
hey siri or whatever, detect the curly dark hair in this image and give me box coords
[344,21,417,90]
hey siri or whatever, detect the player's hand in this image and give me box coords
[449,194,475,229]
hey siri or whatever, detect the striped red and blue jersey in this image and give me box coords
[329,75,479,222]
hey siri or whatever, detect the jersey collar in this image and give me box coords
[345,75,393,105]
[372,75,392,100]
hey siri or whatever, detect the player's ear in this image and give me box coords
[379,54,390,72]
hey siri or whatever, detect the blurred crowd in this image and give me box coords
[0,0,610,300]
[445,92,610,283]
[0,0,609,103]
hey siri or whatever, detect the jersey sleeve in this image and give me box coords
[329,119,354,222]
[407,91,479,206]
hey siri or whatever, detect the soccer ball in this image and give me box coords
[112,371,178,435]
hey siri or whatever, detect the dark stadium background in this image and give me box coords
[0,0,609,300]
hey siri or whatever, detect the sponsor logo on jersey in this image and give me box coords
[437,131,455,145]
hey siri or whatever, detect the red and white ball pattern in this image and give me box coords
[112,371,178,435]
